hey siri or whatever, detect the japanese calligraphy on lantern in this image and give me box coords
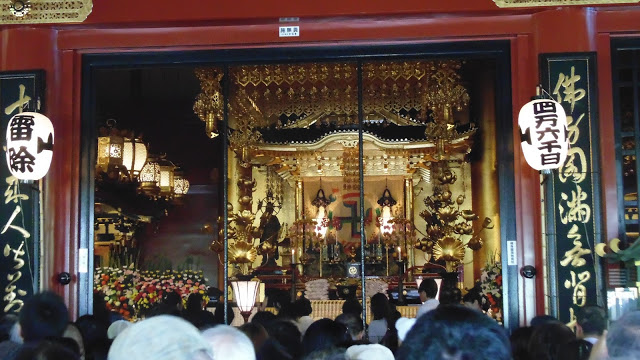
[518,98,569,170]
[0,72,44,314]
[541,54,600,326]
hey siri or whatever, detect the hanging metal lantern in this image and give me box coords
[157,157,175,198]
[139,154,160,196]
[97,128,124,175]
[122,136,148,179]
[173,169,190,197]
[518,98,569,171]
[6,112,54,180]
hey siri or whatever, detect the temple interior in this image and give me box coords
[92,56,504,316]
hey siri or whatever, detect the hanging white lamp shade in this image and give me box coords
[6,112,54,180]
[518,98,569,171]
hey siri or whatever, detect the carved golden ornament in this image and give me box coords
[1,0,92,24]
[433,236,466,263]
[257,240,277,257]
[422,60,469,119]
[193,68,224,139]
[493,0,637,7]
[229,241,257,264]
[467,236,484,251]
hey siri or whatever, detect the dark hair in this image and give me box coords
[19,291,69,342]
[163,291,182,307]
[16,338,80,360]
[75,314,110,360]
[295,297,313,317]
[576,305,606,336]
[528,321,576,360]
[304,346,347,360]
[335,313,363,340]
[252,310,277,327]
[239,322,269,351]
[258,338,294,360]
[556,339,593,360]
[0,313,19,342]
[419,278,439,299]
[302,318,349,357]
[341,298,362,317]
[212,302,234,325]
[530,314,558,328]
[185,293,204,313]
[396,305,511,360]
[509,326,533,360]
[606,310,640,360]
[264,320,302,359]
[277,301,298,321]
[370,293,390,321]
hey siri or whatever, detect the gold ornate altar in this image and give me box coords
[202,59,501,293]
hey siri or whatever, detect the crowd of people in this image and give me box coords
[0,287,638,360]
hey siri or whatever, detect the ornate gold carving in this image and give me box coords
[193,68,224,139]
[493,0,637,7]
[0,0,92,24]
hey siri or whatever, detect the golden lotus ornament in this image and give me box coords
[433,236,465,263]
[437,207,459,223]
[229,241,258,264]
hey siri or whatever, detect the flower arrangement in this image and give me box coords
[94,265,210,320]
[479,261,503,322]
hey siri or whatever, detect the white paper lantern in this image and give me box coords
[518,99,569,171]
[5,112,54,180]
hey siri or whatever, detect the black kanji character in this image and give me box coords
[9,114,35,141]
[533,101,556,115]
[536,127,560,141]
[540,152,561,165]
[8,146,35,173]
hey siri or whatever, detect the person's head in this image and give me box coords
[264,320,302,359]
[342,298,362,317]
[107,319,132,340]
[108,315,213,360]
[509,326,533,360]
[213,301,235,325]
[294,297,313,317]
[15,338,80,360]
[418,278,439,302]
[345,344,394,360]
[202,325,256,360]
[162,291,183,314]
[186,293,205,312]
[396,305,511,360]
[306,346,347,360]
[606,310,640,360]
[251,310,277,328]
[277,301,298,321]
[239,322,269,353]
[528,321,576,360]
[63,323,85,360]
[556,339,593,360]
[530,314,558,328]
[576,305,606,338]
[302,318,350,357]
[0,313,20,343]
[335,313,364,341]
[75,314,108,349]
[462,284,483,311]
[19,291,69,342]
[370,293,390,321]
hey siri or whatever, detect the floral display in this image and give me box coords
[94,265,210,319]
[479,261,503,322]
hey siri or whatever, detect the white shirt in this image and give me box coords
[416,298,439,318]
